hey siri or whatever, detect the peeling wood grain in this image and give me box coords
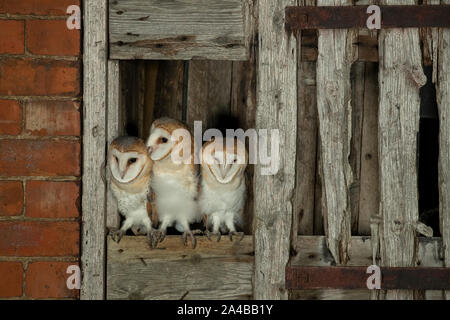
[231,0,257,235]
[316,0,357,264]
[378,0,427,300]
[295,62,318,236]
[109,0,252,60]
[107,236,253,300]
[106,60,122,231]
[254,0,297,299]
[81,0,108,300]
[358,62,380,235]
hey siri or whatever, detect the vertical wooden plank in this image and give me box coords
[314,140,325,235]
[154,61,185,121]
[106,61,121,231]
[186,61,233,131]
[349,62,366,234]
[358,62,379,235]
[137,61,146,139]
[378,0,427,299]
[254,0,297,299]
[231,0,257,235]
[316,0,357,264]
[437,0,450,301]
[143,61,159,136]
[81,0,108,300]
[295,61,318,235]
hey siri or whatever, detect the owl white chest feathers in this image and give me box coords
[199,175,246,232]
[111,182,149,217]
[150,161,201,233]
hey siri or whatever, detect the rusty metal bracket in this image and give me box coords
[286,266,450,290]
[285,5,450,31]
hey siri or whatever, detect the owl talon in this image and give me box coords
[148,229,166,248]
[182,230,202,248]
[229,231,244,242]
[110,229,125,243]
[206,230,221,242]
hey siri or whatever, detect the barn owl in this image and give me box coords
[108,136,154,243]
[199,137,248,241]
[146,117,202,248]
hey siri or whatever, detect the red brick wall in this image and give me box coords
[0,0,81,299]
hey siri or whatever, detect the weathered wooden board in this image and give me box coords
[254,0,297,299]
[230,0,257,234]
[314,140,325,235]
[437,0,450,301]
[295,61,318,236]
[301,31,378,62]
[316,0,357,264]
[290,236,443,268]
[358,62,379,235]
[107,236,253,300]
[106,236,444,300]
[349,62,366,234]
[154,61,185,120]
[289,236,444,300]
[378,0,427,298]
[81,0,108,300]
[106,60,122,231]
[109,0,251,60]
[186,60,233,131]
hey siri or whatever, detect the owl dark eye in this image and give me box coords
[128,158,137,165]
[161,137,168,143]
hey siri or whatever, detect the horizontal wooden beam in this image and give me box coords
[107,235,254,300]
[109,0,252,60]
[286,5,450,31]
[286,266,450,290]
[106,236,444,299]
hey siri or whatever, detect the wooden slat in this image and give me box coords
[378,0,427,299]
[106,60,122,231]
[349,62,366,234]
[154,61,185,120]
[107,236,253,300]
[316,0,357,264]
[186,61,233,131]
[314,140,325,235]
[286,266,450,290]
[358,62,379,235]
[254,0,297,299]
[109,0,250,60]
[106,236,444,300]
[81,0,108,300]
[291,236,443,268]
[437,0,450,301]
[295,61,318,235]
[230,0,257,235]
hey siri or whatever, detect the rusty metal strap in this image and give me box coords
[285,5,450,31]
[286,266,450,290]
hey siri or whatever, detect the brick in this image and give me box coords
[24,101,80,136]
[0,181,23,216]
[25,261,78,299]
[27,20,80,56]
[0,100,22,135]
[0,139,80,177]
[0,58,80,96]
[26,181,80,218]
[0,221,79,256]
[0,20,24,54]
[0,1,80,16]
[0,262,23,298]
